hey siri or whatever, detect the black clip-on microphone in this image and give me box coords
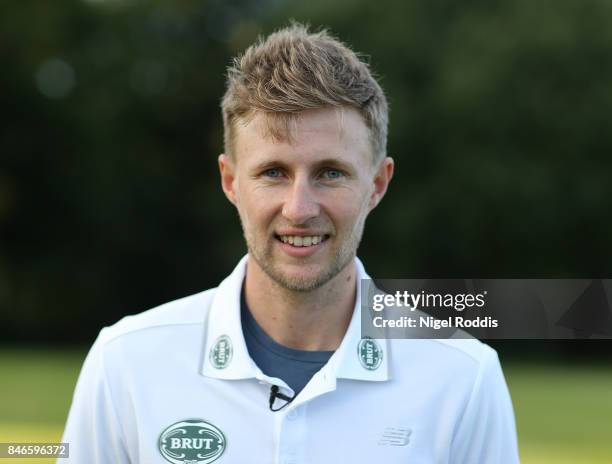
[269,385,295,412]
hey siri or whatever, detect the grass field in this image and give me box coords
[0,349,611,463]
[504,364,612,463]
[0,350,84,464]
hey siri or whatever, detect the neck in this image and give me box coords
[244,257,357,351]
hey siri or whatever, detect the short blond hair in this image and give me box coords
[221,22,388,162]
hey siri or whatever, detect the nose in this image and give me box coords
[281,177,320,225]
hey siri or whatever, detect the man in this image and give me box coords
[62,23,520,463]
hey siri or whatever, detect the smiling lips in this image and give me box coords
[277,235,329,247]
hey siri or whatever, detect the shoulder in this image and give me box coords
[95,287,217,349]
[429,338,501,383]
[388,337,501,394]
[426,337,497,366]
[390,334,496,365]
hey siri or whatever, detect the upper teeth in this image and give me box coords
[279,235,324,246]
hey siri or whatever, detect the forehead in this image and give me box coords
[233,107,372,165]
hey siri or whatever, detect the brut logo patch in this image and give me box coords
[358,337,382,370]
[210,335,232,369]
[159,419,226,464]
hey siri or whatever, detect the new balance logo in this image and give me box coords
[378,427,412,446]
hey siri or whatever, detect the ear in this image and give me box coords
[368,157,394,211]
[218,154,238,206]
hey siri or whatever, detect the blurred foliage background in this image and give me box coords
[0,0,611,462]
[2,0,612,343]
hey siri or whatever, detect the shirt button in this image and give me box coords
[286,408,299,420]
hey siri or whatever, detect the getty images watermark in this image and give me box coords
[361,279,612,340]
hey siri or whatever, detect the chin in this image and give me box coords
[249,242,351,292]
[271,266,329,292]
[275,278,327,292]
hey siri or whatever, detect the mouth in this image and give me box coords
[274,234,330,248]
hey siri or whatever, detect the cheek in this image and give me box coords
[325,189,371,227]
[237,187,279,229]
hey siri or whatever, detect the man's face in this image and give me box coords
[219,107,393,291]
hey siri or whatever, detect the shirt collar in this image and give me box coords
[200,254,390,384]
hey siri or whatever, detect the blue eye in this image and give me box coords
[322,169,344,179]
[264,168,283,178]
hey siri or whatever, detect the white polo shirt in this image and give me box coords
[61,255,519,464]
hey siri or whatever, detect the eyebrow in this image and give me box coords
[251,158,356,174]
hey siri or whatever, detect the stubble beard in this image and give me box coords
[243,216,367,293]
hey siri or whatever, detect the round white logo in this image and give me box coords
[158,419,226,464]
[358,337,383,371]
[210,335,232,369]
